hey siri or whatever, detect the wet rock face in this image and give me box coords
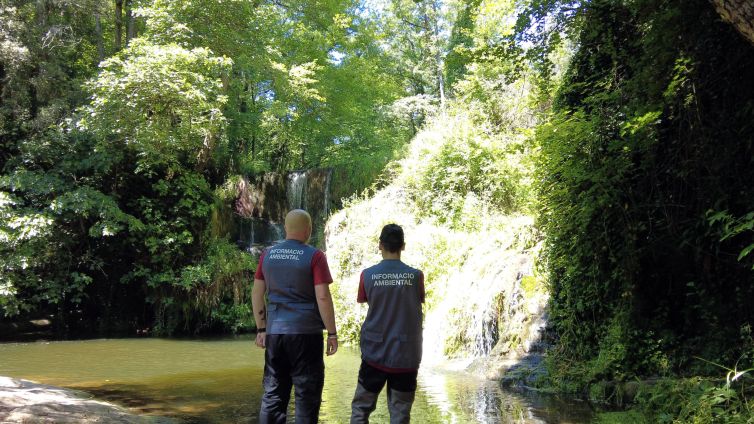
[234,168,333,249]
[304,168,333,224]
[236,168,333,224]
[237,172,288,223]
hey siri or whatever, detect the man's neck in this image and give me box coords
[382,252,401,260]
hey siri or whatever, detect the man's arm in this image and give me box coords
[356,271,367,303]
[252,278,267,348]
[419,271,425,303]
[315,283,338,355]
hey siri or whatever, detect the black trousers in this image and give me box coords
[357,361,417,393]
[350,361,418,424]
[259,334,325,424]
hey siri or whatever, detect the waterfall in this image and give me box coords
[470,295,499,357]
[323,169,332,218]
[242,218,285,256]
[236,168,334,255]
[421,244,547,374]
[324,186,548,379]
[287,171,307,210]
[249,219,255,245]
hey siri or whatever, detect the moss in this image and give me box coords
[590,381,609,402]
[594,410,646,424]
[520,275,538,298]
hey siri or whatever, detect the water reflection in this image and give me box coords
[0,337,594,423]
[417,369,594,424]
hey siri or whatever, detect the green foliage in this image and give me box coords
[0,0,416,336]
[82,39,231,174]
[594,410,647,424]
[531,0,754,403]
[151,237,256,334]
[415,128,518,220]
[137,0,411,180]
[402,71,536,229]
[445,0,482,89]
[0,127,142,322]
[636,369,754,424]
[708,211,754,268]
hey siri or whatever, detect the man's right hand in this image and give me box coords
[256,332,266,348]
[326,336,338,355]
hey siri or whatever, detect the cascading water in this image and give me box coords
[470,295,499,357]
[323,170,332,218]
[420,242,550,379]
[287,171,308,210]
[420,249,530,368]
[236,168,333,255]
[239,218,284,256]
[325,188,549,380]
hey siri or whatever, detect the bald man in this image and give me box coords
[252,209,338,424]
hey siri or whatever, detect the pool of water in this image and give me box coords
[0,337,596,423]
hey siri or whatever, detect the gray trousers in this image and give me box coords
[350,361,417,424]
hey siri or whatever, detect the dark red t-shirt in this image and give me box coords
[255,249,333,285]
[357,270,424,303]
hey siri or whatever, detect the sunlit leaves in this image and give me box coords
[708,210,754,266]
[82,39,232,173]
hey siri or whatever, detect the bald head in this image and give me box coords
[285,209,312,242]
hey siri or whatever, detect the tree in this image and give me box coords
[82,40,232,174]
[711,0,754,45]
[445,0,481,91]
[1,0,411,334]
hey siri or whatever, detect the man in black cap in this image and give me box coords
[350,223,425,424]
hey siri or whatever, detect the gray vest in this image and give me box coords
[360,259,423,369]
[262,239,324,334]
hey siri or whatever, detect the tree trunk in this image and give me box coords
[429,0,446,108]
[95,14,105,63]
[35,0,46,26]
[711,0,754,45]
[125,0,136,43]
[115,0,123,51]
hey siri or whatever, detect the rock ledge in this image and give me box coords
[0,376,150,423]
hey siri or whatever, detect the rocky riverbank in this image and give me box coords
[0,377,161,423]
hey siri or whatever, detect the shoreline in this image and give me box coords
[0,376,163,423]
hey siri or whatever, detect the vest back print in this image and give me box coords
[262,240,324,334]
[360,260,423,369]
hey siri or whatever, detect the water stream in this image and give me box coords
[0,337,596,423]
[237,169,333,253]
[287,171,308,211]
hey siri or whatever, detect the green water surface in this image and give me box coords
[0,337,596,423]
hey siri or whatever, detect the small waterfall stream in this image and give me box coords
[420,236,548,376]
[287,171,308,210]
[236,168,333,254]
[324,185,549,382]
[323,170,332,218]
[470,295,499,358]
